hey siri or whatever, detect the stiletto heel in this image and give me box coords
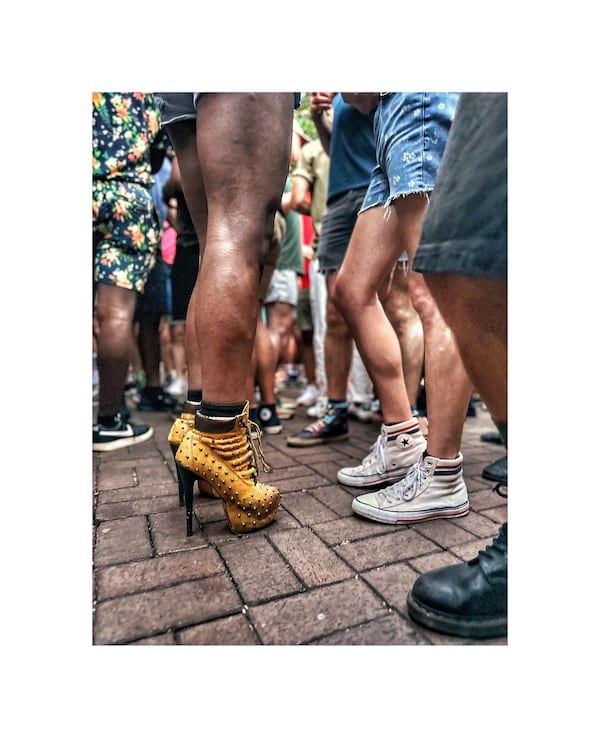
[168,406,219,507]
[178,465,198,536]
[175,402,280,535]
[168,411,195,507]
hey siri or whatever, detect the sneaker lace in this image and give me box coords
[357,432,386,473]
[377,460,427,504]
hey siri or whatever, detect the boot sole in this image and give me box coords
[406,592,507,639]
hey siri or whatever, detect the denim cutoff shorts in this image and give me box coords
[414,93,507,279]
[360,93,459,214]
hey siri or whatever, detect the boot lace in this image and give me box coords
[473,524,507,566]
[377,460,427,504]
[493,482,507,498]
[244,417,271,475]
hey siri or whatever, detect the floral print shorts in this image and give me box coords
[93,180,159,293]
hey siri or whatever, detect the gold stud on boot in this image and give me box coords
[175,402,280,535]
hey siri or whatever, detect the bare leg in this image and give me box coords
[164,120,205,392]
[254,313,278,406]
[94,283,137,417]
[324,270,354,400]
[334,205,414,422]
[424,274,506,432]
[298,328,317,386]
[191,94,292,403]
[169,322,187,379]
[409,271,472,458]
[265,301,296,372]
[380,262,424,408]
[137,312,162,386]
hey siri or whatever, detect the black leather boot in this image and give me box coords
[407,523,507,638]
[482,455,508,485]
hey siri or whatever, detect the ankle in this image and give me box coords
[200,400,247,418]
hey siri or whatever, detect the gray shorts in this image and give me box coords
[295,286,313,332]
[317,187,367,274]
[154,93,202,126]
[263,268,298,307]
[413,93,507,280]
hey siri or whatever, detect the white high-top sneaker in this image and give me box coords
[351,452,469,524]
[337,418,426,488]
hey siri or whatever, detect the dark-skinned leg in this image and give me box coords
[93,282,154,452]
[94,283,137,419]
[172,93,294,534]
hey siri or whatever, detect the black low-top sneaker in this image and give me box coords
[93,413,154,452]
[407,523,507,639]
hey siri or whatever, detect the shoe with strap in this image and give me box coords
[351,451,469,524]
[337,418,426,488]
[287,404,349,447]
[407,523,507,639]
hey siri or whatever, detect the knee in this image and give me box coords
[408,273,438,326]
[326,299,350,339]
[331,272,353,320]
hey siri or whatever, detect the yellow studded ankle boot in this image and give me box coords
[175,401,280,535]
[168,403,219,505]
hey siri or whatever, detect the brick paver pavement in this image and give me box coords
[92,391,508,645]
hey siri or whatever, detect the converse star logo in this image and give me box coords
[259,407,272,422]
[401,437,410,447]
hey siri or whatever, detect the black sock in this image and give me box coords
[187,389,203,403]
[98,413,120,427]
[200,400,246,418]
